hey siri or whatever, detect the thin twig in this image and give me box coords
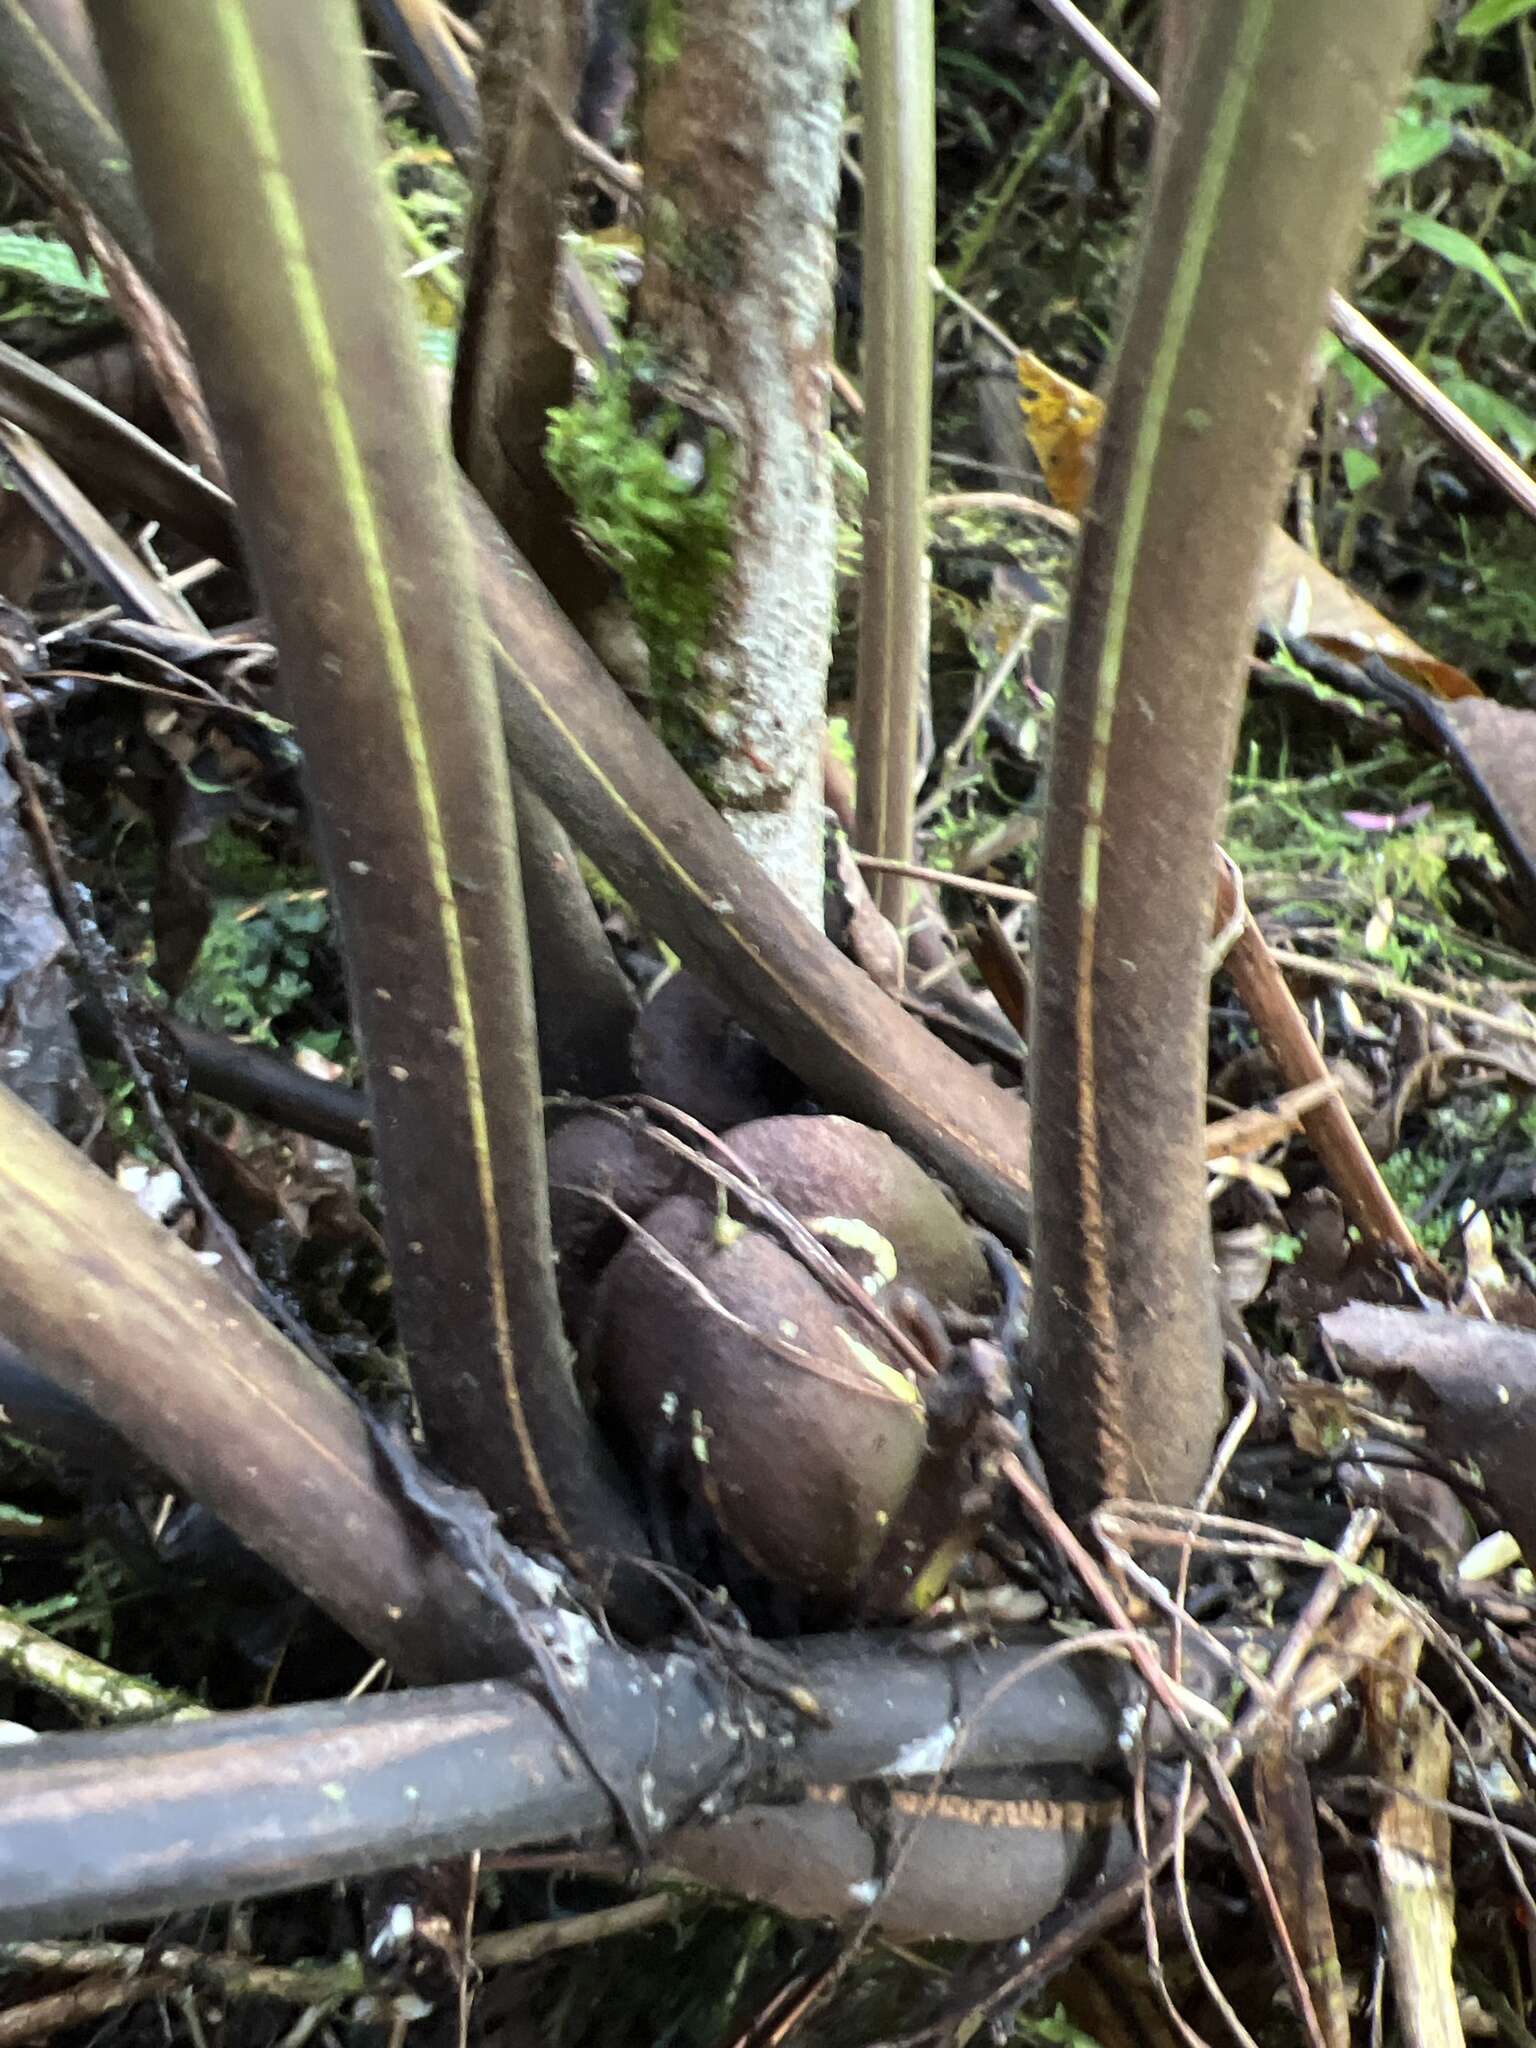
[927,489,1079,536]
[0,1973,185,2048]
[0,1606,205,1725]
[0,1895,677,2046]
[1214,850,1436,1276]
[1028,0,1536,530]
[609,1097,938,1380]
[1265,946,1536,1050]
[921,1507,1392,2048]
[894,1507,1382,2046]
[72,208,226,485]
[854,853,1035,907]
[999,1452,1334,2048]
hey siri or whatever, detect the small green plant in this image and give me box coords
[546,338,737,774]
[1382,1086,1525,1250]
[0,227,111,334]
[172,887,331,1044]
[90,1058,155,1154]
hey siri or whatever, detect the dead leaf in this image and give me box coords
[1013,353,1480,703]
[1016,352,1103,516]
[831,835,904,997]
[1214,1221,1280,1312]
[1260,529,1480,701]
[965,907,1028,1037]
[1436,695,1536,908]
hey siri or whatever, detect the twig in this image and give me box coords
[1364,1636,1465,2048]
[998,1458,1331,2048]
[894,1509,1382,2046]
[927,489,1079,536]
[601,1098,938,1381]
[917,616,1036,823]
[1203,1078,1341,1161]
[0,1895,677,2045]
[829,361,865,417]
[1213,850,1436,1276]
[1264,946,1536,1051]
[1028,0,1536,530]
[1171,1763,1261,2048]
[0,1606,205,1724]
[473,1892,678,1967]
[72,207,226,485]
[0,1972,184,2048]
[853,853,1034,906]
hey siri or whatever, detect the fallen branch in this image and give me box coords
[0,1630,1144,1939]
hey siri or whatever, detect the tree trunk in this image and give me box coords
[628,0,844,922]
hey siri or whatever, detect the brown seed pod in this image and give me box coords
[722,1114,990,1312]
[592,1194,928,1599]
[632,973,802,1130]
[546,1107,689,1340]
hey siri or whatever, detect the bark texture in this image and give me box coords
[632,0,844,921]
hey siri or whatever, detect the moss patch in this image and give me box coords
[546,340,737,780]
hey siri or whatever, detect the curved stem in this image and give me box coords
[1029,0,1431,1518]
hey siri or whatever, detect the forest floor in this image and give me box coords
[2,4,1536,2045]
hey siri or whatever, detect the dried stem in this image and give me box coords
[852,0,935,936]
[1213,850,1436,1274]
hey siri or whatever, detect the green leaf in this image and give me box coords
[1398,211,1528,325]
[1433,364,1536,462]
[1466,126,1536,180]
[1410,79,1493,113]
[936,48,1032,111]
[1457,0,1536,37]
[0,229,106,298]
[1341,448,1382,492]
[1321,335,1387,407]
[1375,110,1457,181]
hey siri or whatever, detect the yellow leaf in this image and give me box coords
[1016,351,1104,515]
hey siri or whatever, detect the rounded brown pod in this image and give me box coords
[545,1108,689,1341]
[722,1114,990,1312]
[592,1194,928,1600]
[632,973,802,1131]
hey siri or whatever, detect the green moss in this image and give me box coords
[1380,1088,1523,1255]
[825,715,856,770]
[546,340,737,779]
[645,0,683,71]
